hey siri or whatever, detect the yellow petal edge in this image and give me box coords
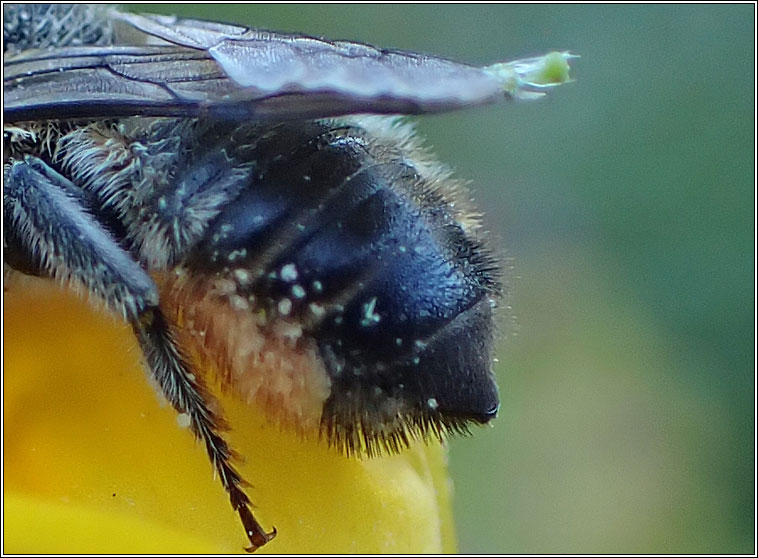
[3,278,457,554]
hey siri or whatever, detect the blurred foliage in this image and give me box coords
[40,3,758,553]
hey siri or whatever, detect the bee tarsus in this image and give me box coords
[238,504,278,553]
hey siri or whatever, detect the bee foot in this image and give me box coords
[239,504,277,552]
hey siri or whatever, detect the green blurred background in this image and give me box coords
[139,4,754,553]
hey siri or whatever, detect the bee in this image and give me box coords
[3,4,573,551]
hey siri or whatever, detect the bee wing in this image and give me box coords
[4,10,509,123]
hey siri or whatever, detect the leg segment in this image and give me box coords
[4,156,275,550]
[4,154,157,318]
[134,308,276,551]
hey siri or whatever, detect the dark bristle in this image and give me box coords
[320,411,477,459]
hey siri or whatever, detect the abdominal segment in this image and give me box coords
[156,270,332,433]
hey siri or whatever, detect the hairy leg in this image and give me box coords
[4,155,275,550]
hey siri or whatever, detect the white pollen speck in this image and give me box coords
[227,249,246,262]
[230,295,249,311]
[280,263,298,282]
[274,320,303,343]
[360,297,381,327]
[309,303,326,318]
[398,245,407,253]
[278,298,293,316]
[427,397,439,410]
[292,284,306,299]
[312,280,323,293]
[177,413,192,429]
[233,268,251,284]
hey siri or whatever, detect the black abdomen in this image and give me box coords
[189,117,502,453]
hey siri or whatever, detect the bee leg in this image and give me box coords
[132,308,277,552]
[3,155,158,313]
[4,155,276,550]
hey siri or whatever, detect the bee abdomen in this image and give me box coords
[189,117,501,454]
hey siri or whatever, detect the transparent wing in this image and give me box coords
[4,10,507,123]
[5,9,574,123]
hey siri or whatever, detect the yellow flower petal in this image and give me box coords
[3,493,223,554]
[3,278,457,553]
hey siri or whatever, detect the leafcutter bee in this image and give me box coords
[3,4,574,551]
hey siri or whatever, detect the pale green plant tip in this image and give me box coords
[484,51,578,100]
[535,51,573,85]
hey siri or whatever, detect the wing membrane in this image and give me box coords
[4,10,507,123]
